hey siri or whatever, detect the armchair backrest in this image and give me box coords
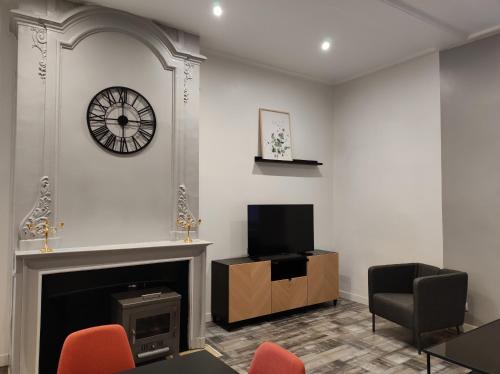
[368,263,417,310]
[416,263,440,278]
[439,268,459,275]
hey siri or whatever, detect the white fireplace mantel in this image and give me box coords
[12,240,212,374]
[15,239,212,259]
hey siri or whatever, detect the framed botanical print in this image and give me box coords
[259,108,293,161]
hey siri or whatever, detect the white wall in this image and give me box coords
[0,0,17,368]
[199,54,335,314]
[332,52,443,303]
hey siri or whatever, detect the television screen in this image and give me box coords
[247,204,314,257]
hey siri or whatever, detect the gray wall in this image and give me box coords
[441,33,500,325]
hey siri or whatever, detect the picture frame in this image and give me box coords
[259,108,293,161]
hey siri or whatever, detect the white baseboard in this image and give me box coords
[463,323,476,332]
[206,312,212,323]
[0,353,9,367]
[340,290,368,305]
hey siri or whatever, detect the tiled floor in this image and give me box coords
[206,299,469,374]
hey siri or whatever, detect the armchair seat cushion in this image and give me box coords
[372,293,414,328]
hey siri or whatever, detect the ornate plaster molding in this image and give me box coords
[183,61,195,103]
[19,176,52,239]
[30,26,47,81]
[176,184,196,226]
[11,6,206,63]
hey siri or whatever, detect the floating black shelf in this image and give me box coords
[254,156,323,166]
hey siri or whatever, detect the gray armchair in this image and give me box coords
[368,263,468,353]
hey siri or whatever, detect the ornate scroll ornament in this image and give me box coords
[176,184,194,226]
[176,184,201,243]
[183,61,195,103]
[30,26,47,81]
[19,176,52,239]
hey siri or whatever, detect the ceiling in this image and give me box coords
[86,0,500,84]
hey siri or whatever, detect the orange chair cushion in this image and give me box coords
[57,324,135,374]
[248,342,305,374]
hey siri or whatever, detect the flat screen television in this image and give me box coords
[247,204,314,257]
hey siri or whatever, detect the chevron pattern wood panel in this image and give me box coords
[271,276,308,313]
[307,252,339,305]
[229,261,271,322]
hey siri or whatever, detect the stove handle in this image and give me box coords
[131,329,136,345]
[137,347,170,359]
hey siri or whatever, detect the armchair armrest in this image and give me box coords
[368,263,416,311]
[413,271,468,334]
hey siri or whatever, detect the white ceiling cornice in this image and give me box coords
[378,0,469,39]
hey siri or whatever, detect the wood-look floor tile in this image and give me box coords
[206,299,466,373]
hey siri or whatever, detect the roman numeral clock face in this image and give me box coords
[87,87,156,154]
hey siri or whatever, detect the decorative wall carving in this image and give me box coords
[18,176,52,239]
[30,26,47,80]
[183,60,195,103]
[176,184,194,226]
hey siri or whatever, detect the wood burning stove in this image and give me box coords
[112,287,181,364]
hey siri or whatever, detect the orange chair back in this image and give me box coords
[57,324,135,374]
[248,342,305,374]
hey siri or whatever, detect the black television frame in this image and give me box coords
[247,204,314,258]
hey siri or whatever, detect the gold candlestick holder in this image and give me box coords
[176,217,202,244]
[28,218,64,253]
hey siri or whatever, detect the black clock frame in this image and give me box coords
[86,86,157,155]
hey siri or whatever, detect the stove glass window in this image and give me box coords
[135,313,171,339]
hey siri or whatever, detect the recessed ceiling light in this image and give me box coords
[321,38,332,52]
[213,2,223,17]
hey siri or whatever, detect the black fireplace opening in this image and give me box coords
[39,261,190,374]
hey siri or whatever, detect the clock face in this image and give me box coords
[87,86,156,154]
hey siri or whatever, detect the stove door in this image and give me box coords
[128,301,180,363]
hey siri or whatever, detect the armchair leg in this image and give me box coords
[413,330,422,354]
[372,314,375,332]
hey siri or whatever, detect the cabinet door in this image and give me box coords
[307,253,339,305]
[272,276,308,313]
[229,261,271,323]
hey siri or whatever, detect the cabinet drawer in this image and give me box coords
[271,276,307,313]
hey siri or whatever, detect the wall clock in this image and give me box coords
[87,86,156,154]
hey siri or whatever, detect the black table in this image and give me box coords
[424,319,500,373]
[119,350,238,374]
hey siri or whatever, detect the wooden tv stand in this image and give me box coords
[211,250,339,325]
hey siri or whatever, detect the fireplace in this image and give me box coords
[111,287,181,364]
[13,240,210,374]
[40,261,188,373]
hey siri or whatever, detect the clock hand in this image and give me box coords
[106,118,140,123]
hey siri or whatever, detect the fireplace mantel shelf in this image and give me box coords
[15,239,213,259]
